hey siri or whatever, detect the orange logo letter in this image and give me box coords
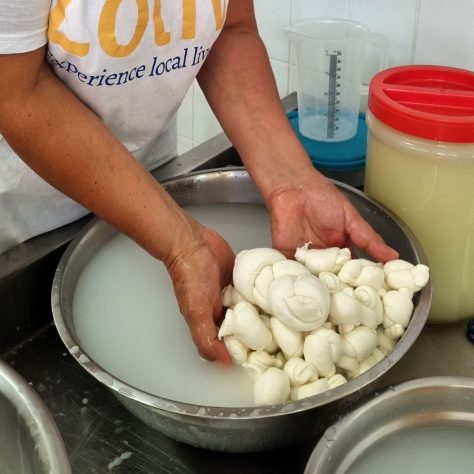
[99,0,149,57]
[48,0,90,56]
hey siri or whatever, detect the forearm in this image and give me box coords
[197,1,320,203]
[0,49,191,262]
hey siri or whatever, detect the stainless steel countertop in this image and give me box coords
[3,319,472,474]
[377,320,474,385]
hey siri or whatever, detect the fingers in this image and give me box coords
[187,308,233,367]
[363,234,399,262]
[197,288,233,366]
[345,204,399,262]
[167,224,235,367]
[175,284,233,366]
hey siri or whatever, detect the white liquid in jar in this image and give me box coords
[72,203,272,407]
[346,425,474,474]
[365,123,474,323]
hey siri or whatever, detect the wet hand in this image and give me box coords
[165,222,235,366]
[267,173,399,262]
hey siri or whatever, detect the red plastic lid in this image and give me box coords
[368,65,474,142]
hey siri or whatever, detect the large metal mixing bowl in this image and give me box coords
[304,376,474,473]
[0,359,71,474]
[51,168,431,452]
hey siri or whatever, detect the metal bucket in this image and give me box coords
[304,376,474,473]
[51,168,431,452]
[0,359,71,474]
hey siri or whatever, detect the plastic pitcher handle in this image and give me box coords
[362,32,389,87]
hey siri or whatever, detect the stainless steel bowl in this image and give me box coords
[304,376,474,474]
[51,167,431,452]
[0,359,71,474]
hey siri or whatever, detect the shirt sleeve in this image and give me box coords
[0,0,50,53]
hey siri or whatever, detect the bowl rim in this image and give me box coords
[304,375,474,473]
[0,358,72,473]
[51,167,432,420]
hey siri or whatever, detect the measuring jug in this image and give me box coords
[285,19,387,142]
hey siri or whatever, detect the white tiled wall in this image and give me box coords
[177,0,474,154]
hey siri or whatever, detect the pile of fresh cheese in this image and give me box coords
[218,244,429,406]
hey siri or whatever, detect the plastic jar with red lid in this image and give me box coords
[364,65,474,323]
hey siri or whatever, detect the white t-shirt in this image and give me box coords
[0,0,228,254]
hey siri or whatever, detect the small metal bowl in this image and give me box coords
[0,359,71,474]
[52,168,432,452]
[305,376,474,473]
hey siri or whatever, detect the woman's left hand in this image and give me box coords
[267,170,399,262]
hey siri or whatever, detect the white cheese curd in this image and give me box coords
[221,243,429,406]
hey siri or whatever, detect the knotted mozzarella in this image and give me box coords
[328,373,347,389]
[222,336,248,365]
[341,326,378,362]
[233,248,311,313]
[295,244,351,275]
[217,302,272,351]
[267,274,330,331]
[336,355,360,380]
[377,327,397,355]
[253,368,290,405]
[254,259,311,313]
[354,285,384,329]
[303,329,341,378]
[222,284,248,308]
[358,347,385,375]
[309,327,343,361]
[383,260,430,293]
[329,289,363,328]
[382,288,414,336]
[338,259,385,290]
[290,378,330,401]
[283,357,318,387]
[243,351,276,380]
[233,248,286,307]
[269,317,304,359]
[260,315,279,354]
[318,271,348,293]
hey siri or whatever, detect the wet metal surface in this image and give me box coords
[4,326,316,474]
[3,319,473,473]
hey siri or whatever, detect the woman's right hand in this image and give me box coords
[164,218,235,366]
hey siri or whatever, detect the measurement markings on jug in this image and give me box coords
[325,49,342,139]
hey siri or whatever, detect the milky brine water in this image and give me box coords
[72,203,272,407]
[347,425,474,474]
[0,409,27,474]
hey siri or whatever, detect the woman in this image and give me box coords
[0,0,397,365]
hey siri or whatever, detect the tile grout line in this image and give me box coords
[411,0,423,64]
